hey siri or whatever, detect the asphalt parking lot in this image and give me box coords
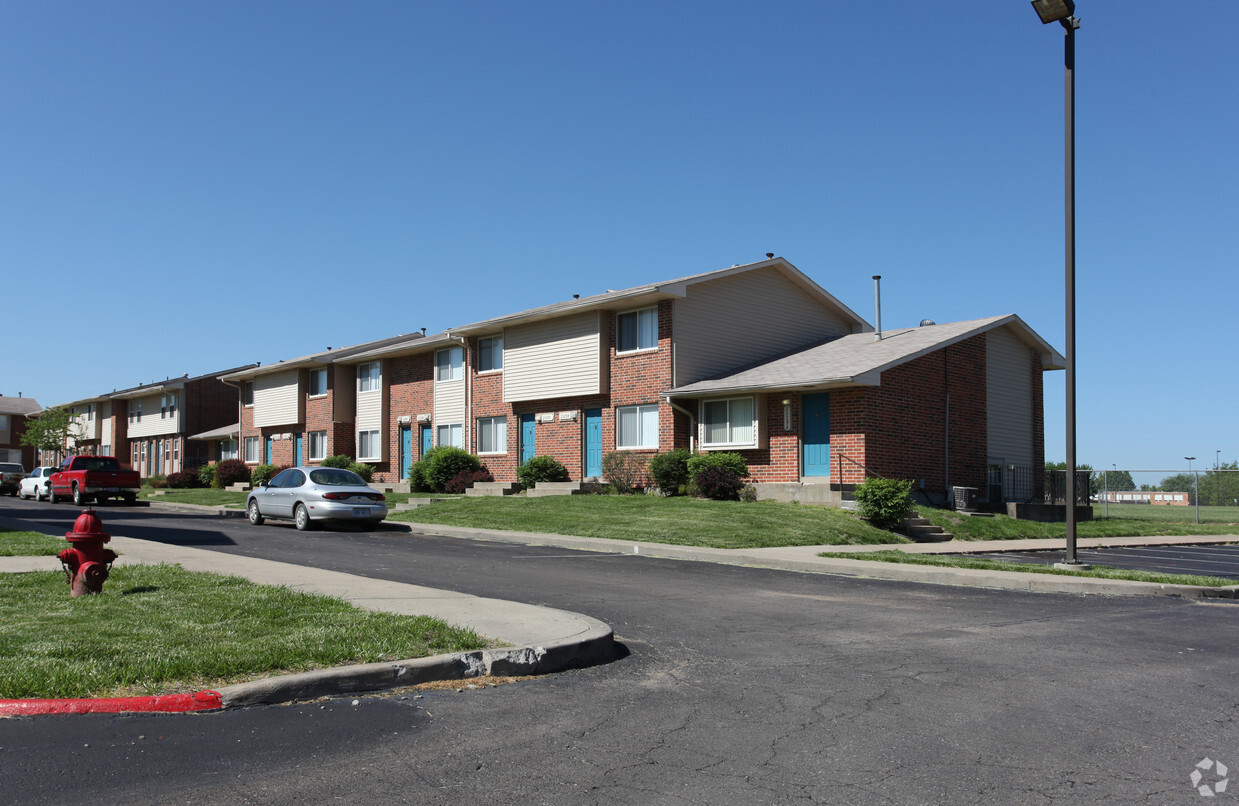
[964,543,1239,580]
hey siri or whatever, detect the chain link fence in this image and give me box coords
[1049,468,1239,523]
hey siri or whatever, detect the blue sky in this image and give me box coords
[3,1,1235,473]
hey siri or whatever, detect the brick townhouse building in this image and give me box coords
[0,395,41,468]
[228,256,1062,505]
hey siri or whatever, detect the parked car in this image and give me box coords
[246,466,387,531]
[48,456,142,506]
[0,463,24,496]
[18,466,57,501]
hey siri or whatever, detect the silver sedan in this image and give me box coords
[246,466,387,531]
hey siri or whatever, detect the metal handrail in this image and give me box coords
[834,451,883,481]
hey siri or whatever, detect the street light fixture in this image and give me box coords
[1033,0,1085,569]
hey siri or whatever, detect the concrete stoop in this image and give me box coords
[900,512,954,542]
[376,482,412,494]
[526,482,585,498]
[227,482,252,492]
[466,482,521,497]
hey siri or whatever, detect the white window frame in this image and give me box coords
[435,347,464,382]
[243,436,261,463]
[478,336,503,373]
[436,423,463,449]
[358,362,381,393]
[617,307,658,354]
[220,439,238,461]
[308,430,327,461]
[477,416,507,454]
[309,368,328,397]
[700,396,758,450]
[616,404,659,450]
[358,429,381,461]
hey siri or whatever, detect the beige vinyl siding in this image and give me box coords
[674,266,857,385]
[100,411,112,448]
[434,379,465,426]
[503,312,604,403]
[356,374,385,458]
[986,327,1034,468]
[253,370,302,428]
[128,393,182,438]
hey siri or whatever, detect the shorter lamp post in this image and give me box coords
[1186,456,1199,524]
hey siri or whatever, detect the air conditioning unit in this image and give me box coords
[952,486,979,512]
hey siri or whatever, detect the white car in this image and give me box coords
[18,466,57,501]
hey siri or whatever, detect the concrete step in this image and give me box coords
[526,481,585,498]
[227,482,252,492]
[376,482,411,494]
[465,482,521,497]
[900,513,954,543]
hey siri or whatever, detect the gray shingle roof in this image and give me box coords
[0,396,41,416]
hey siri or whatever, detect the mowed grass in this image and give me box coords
[0,564,487,699]
[390,495,906,548]
[818,549,1238,587]
[919,508,1239,541]
[0,528,66,556]
[1093,502,1239,524]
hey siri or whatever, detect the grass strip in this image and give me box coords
[390,495,905,548]
[0,528,65,557]
[817,549,1237,587]
[919,508,1239,541]
[0,564,487,699]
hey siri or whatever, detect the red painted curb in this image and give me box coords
[0,690,223,716]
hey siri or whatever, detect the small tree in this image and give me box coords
[19,406,75,457]
[852,477,914,531]
[213,459,251,489]
[321,455,353,469]
[415,446,481,493]
[347,462,374,483]
[692,465,744,501]
[648,448,692,496]
[602,451,645,494]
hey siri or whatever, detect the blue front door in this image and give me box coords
[520,414,536,464]
[584,409,602,478]
[421,425,432,455]
[399,425,412,479]
[295,434,303,466]
[265,438,273,465]
[802,393,831,477]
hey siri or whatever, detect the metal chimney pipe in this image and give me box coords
[872,275,882,341]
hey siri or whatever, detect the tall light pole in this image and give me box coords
[1186,456,1198,524]
[1033,0,1085,568]
[1216,449,1221,508]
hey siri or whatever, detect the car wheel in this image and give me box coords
[247,499,264,526]
[35,486,44,501]
[294,503,314,532]
[72,485,86,506]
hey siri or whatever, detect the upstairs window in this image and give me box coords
[358,362,381,393]
[309,368,328,396]
[242,382,254,407]
[435,347,464,382]
[617,308,658,353]
[478,336,503,372]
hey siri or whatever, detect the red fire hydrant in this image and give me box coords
[59,510,117,597]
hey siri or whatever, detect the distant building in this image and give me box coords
[0,395,41,468]
[1096,490,1190,506]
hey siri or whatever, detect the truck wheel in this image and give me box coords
[294,504,314,532]
[123,494,136,506]
[48,486,59,504]
[247,499,264,526]
[72,485,86,506]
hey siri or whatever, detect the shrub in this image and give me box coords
[578,480,612,495]
[250,463,282,487]
[602,451,644,494]
[347,462,374,483]
[445,468,494,494]
[408,461,430,492]
[148,474,168,489]
[739,483,758,503]
[213,459,251,489]
[516,455,569,489]
[852,477,914,531]
[687,452,749,485]
[648,448,692,496]
[691,465,744,501]
[415,446,482,493]
[198,463,216,487]
[321,455,353,469]
[167,469,203,489]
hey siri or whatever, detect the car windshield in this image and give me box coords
[308,468,366,487]
[70,457,121,471]
[0,464,23,473]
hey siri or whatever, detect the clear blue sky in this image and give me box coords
[3,1,1235,473]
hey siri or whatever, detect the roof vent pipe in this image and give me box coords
[872,275,883,341]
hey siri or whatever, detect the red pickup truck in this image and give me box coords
[49,456,142,506]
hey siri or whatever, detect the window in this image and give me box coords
[0,414,8,431]
[308,430,327,461]
[161,395,169,419]
[477,417,507,454]
[702,397,756,447]
[617,308,658,353]
[435,347,463,382]
[242,382,254,406]
[309,368,328,396]
[244,437,260,463]
[173,439,179,461]
[358,429,381,461]
[436,423,463,448]
[616,404,659,449]
[358,362,381,393]
[129,400,142,423]
[220,439,238,461]
[478,336,503,372]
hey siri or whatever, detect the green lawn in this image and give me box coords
[0,528,66,557]
[920,507,1239,541]
[0,564,487,699]
[818,549,1238,587]
[1093,502,1239,524]
[390,495,906,548]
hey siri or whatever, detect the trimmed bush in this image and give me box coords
[686,452,749,485]
[516,455,569,490]
[198,463,216,487]
[167,469,202,489]
[446,468,494,494]
[250,464,281,487]
[691,465,744,501]
[321,455,353,469]
[147,474,169,490]
[347,462,374,483]
[414,446,482,493]
[578,480,612,495]
[852,477,914,531]
[648,448,692,496]
[602,451,644,494]
[213,459,251,489]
